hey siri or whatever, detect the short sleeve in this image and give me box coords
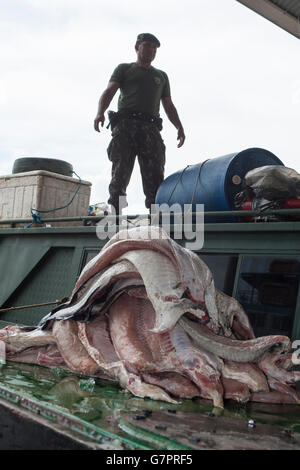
[161,72,171,98]
[109,64,128,85]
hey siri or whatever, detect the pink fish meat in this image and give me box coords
[0,226,299,408]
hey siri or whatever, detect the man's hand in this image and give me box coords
[161,96,185,148]
[94,81,120,133]
[94,113,105,132]
[177,126,185,148]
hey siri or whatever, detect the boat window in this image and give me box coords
[81,249,100,270]
[199,254,238,296]
[1,247,74,326]
[235,256,300,338]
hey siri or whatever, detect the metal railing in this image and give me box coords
[0,208,300,228]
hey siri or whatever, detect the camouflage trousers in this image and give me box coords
[107,118,165,210]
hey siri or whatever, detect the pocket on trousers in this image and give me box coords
[107,130,128,162]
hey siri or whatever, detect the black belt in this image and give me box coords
[107,110,163,131]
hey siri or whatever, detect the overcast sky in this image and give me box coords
[1,0,299,214]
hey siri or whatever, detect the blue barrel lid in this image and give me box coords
[223,147,284,210]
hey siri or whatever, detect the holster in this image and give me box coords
[107,111,120,130]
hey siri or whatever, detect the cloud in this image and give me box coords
[0,0,299,214]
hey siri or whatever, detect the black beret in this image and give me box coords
[136,33,160,47]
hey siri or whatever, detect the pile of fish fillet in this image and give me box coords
[1,226,299,408]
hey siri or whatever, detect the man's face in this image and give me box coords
[136,41,157,63]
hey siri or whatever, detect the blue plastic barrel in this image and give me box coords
[155,147,284,222]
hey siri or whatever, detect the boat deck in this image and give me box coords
[1,361,300,450]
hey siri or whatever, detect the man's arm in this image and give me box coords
[94,81,120,132]
[161,96,185,148]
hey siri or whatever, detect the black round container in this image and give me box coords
[12,158,73,177]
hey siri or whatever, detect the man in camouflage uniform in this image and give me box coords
[94,33,185,214]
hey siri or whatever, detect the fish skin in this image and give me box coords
[74,226,221,329]
[258,351,300,384]
[115,250,187,332]
[74,227,175,292]
[41,226,224,334]
[39,260,140,327]
[168,323,224,408]
[0,226,299,408]
[275,353,294,370]
[179,316,290,363]
[216,289,255,339]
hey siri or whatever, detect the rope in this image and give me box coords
[166,165,190,205]
[0,298,69,314]
[187,159,210,213]
[24,170,82,228]
[152,160,210,223]
[150,165,190,225]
